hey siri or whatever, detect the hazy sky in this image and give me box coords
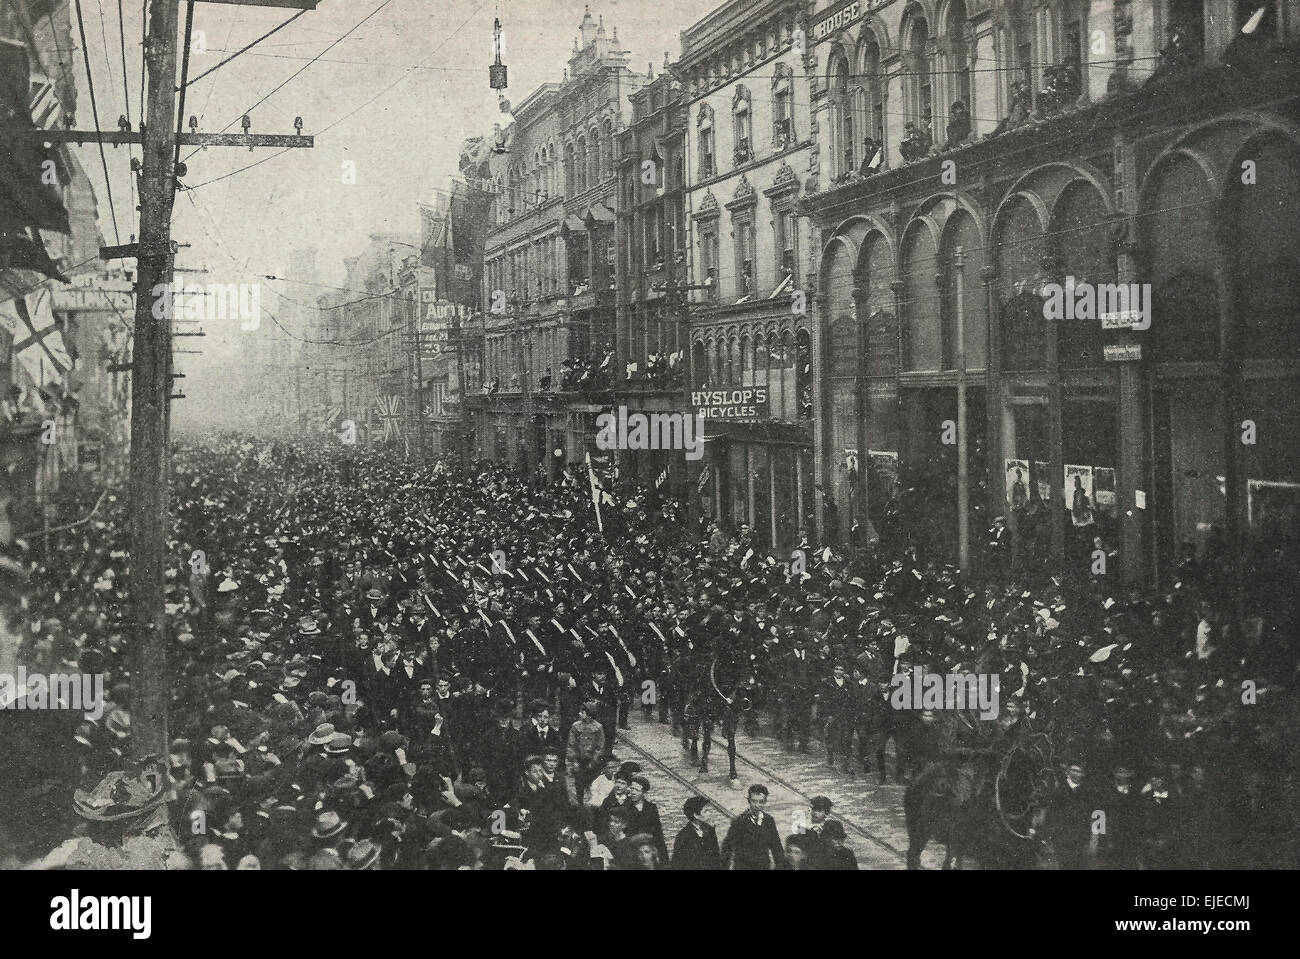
[73,0,721,288]
[60,0,722,428]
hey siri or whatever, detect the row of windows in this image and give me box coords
[492,119,619,224]
[696,65,797,180]
[821,137,1300,376]
[680,17,802,100]
[695,201,798,302]
[690,328,813,422]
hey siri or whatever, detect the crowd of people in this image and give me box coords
[1,433,1296,869]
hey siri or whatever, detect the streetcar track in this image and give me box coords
[614,731,739,825]
[616,727,909,864]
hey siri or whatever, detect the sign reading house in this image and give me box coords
[810,0,896,43]
[691,387,768,421]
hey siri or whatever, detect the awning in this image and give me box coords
[0,285,71,388]
[561,214,587,236]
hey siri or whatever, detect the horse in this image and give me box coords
[678,639,758,780]
[902,716,1051,869]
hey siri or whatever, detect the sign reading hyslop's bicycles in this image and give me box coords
[691,387,768,421]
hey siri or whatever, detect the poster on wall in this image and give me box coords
[868,450,899,500]
[1065,464,1095,527]
[1005,458,1030,509]
[1033,461,1052,505]
[1093,467,1118,518]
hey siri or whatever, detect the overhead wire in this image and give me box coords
[183,0,494,191]
[116,0,137,216]
[72,0,122,245]
[181,0,398,165]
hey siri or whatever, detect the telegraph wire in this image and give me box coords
[72,0,121,245]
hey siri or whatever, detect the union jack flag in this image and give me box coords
[375,395,403,442]
[29,71,64,132]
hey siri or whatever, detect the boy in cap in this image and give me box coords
[819,821,858,869]
[670,796,720,870]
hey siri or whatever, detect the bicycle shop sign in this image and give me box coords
[691,387,769,422]
[810,0,897,43]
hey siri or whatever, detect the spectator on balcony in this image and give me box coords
[858,137,882,176]
[1148,22,1198,84]
[991,82,1031,137]
[945,101,971,149]
[1037,65,1080,116]
[898,121,932,163]
[540,367,552,391]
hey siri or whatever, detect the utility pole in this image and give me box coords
[95,0,318,759]
[954,247,969,576]
[126,0,182,759]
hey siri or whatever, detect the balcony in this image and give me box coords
[733,137,753,166]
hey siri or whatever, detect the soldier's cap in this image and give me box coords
[810,796,833,812]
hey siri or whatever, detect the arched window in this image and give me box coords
[603,119,616,180]
[903,7,933,129]
[726,334,738,385]
[565,144,575,196]
[994,195,1048,370]
[857,36,884,149]
[713,338,725,383]
[698,103,716,178]
[941,208,986,370]
[1232,136,1300,359]
[796,328,812,419]
[692,340,708,388]
[902,221,940,370]
[1052,182,1111,368]
[576,137,588,193]
[588,128,601,186]
[739,333,751,385]
[943,1,971,125]
[752,333,768,395]
[774,330,796,420]
[1145,155,1218,362]
[772,63,795,149]
[828,50,854,178]
[733,85,753,164]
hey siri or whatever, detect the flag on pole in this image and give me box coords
[696,464,712,494]
[585,452,605,533]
